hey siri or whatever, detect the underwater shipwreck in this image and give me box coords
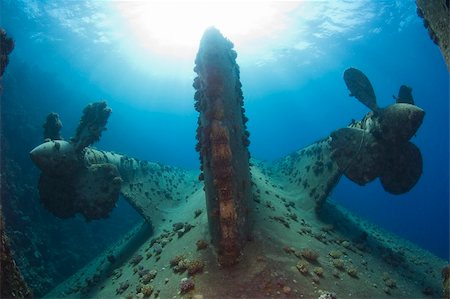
[1,1,450,298]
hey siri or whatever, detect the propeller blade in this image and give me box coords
[74,163,122,220]
[380,142,423,195]
[343,67,378,112]
[71,101,112,152]
[43,112,62,141]
[378,103,425,143]
[38,163,122,220]
[395,85,414,105]
[330,127,385,185]
[38,173,77,219]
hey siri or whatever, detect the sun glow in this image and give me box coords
[114,1,298,61]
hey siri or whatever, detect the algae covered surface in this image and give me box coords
[1,1,449,298]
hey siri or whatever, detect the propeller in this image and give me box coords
[331,68,425,195]
[30,101,122,220]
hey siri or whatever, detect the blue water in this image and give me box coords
[2,0,448,264]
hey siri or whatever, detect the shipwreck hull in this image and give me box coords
[43,160,447,298]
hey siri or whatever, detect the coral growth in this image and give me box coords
[210,122,230,143]
[177,223,194,238]
[179,278,195,294]
[313,267,324,277]
[318,290,337,299]
[170,255,185,268]
[328,250,343,259]
[211,142,232,164]
[137,284,153,298]
[172,222,184,231]
[187,260,205,276]
[170,254,204,276]
[346,266,358,278]
[300,248,320,262]
[116,281,129,295]
[0,31,33,295]
[140,270,157,284]
[1,211,33,298]
[196,239,208,250]
[332,258,345,270]
[296,260,309,275]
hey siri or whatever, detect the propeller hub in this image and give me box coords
[377,103,425,143]
[30,140,79,176]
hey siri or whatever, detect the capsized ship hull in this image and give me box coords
[44,156,446,298]
[31,27,445,299]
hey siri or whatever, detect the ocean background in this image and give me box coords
[1,0,448,295]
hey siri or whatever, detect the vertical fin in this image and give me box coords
[194,27,252,266]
